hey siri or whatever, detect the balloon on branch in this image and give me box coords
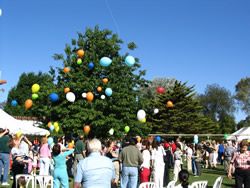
[25,99,33,110]
[102,78,109,84]
[153,108,159,114]
[11,100,18,107]
[101,95,106,100]
[156,87,165,94]
[224,134,228,139]
[88,62,94,70]
[100,57,112,67]
[86,92,94,102]
[55,126,59,133]
[84,125,90,135]
[97,86,102,92]
[105,88,112,97]
[49,93,59,102]
[66,92,76,102]
[32,93,39,100]
[136,136,141,143]
[82,92,87,98]
[77,49,85,58]
[137,109,146,121]
[31,84,40,93]
[125,55,135,66]
[124,126,130,133]
[166,100,174,108]
[140,118,146,123]
[63,67,70,73]
[64,88,70,93]
[109,128,114,135]
[77,58,82,65]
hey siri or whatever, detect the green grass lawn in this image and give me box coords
[2,164,235,188]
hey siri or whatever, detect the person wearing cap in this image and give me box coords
[228,140,250,188]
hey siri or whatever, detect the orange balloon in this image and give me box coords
[25,99,33,109]
[77,49,84,58]
[63,67,70,73]
[166,100,174,108]
[48,122,52,128]
[68,142,74,149]
[86,92,94,102]
[102,78,108,84]
[97,86,102,92]
[64,87,70,93]
[83,125,90,135]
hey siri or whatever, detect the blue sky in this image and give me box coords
[0,0,249,121]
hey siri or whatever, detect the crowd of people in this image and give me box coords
[0,127,250,188]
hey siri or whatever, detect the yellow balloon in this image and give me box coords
[55,126,59,132]
[140,118,146,123]
[72,140,74,145]
[54,122,59,128]
[16,130,22,138]
[31,84,40,93]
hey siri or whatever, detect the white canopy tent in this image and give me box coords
[226,127,250,141]
[0,109,49,136]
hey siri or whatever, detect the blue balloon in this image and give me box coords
[88,62,94,70]
[48,137,54,145]
[11,100,18,107]
[155,136,161,143]
[50,125,54,131]
[105,88,112,97]
[49,93,59,102]
[125,55,135,66]
[100,57,112,67]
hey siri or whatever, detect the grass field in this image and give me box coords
[2,164,235,188]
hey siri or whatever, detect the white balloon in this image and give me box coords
[137,109,146,121]
[101,95,106,100]
[82,92,87,98]
[109,128,114,135]
[66,92,75,102]
[154,108,159,114]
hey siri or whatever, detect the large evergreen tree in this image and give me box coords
[150,80,216,134]
[46,26,150,138]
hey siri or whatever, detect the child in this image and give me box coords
[176,170,190,188]
[17,176,26,188]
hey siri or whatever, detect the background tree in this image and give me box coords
[4,72,55,118]
[149,80,216,134]
[198,84,236,133]
[235,77,250,116]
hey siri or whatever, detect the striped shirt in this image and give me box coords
[231,151,250,169]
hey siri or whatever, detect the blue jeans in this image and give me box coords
[121,166,138,188]
[192,158,197,175]
[0,153,10,183]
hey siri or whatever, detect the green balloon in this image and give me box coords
[224,134,228,139]
[77,58,82,65]
[32,93,39,100]
[124,126,130,133]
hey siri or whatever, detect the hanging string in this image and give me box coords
[104,0,121,36]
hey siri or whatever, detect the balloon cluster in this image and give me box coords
[48,121,60,133]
